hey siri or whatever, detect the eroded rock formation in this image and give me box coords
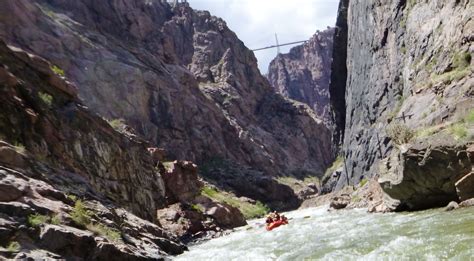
[0,0,333,208]
[267,28,335,124]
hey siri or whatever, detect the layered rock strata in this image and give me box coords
[0,41,185,259]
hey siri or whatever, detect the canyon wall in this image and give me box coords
[329,0,473,206]
[267,28,335,125]
[0,0,334,207]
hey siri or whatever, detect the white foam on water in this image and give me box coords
[174,206,474,260]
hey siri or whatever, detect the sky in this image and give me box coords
[189,0,340,74]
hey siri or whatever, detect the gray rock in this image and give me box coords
[379,140,471,210]
[329,194,350,209]
[456,172,474,201]
[444,201,459,211]
[459,198,474,208]
[329,0,474,193]
[39,225,96,258]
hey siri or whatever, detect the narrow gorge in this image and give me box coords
[0,0,473,259]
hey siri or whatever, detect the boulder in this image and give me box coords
[456,172,474,201]
[148,147,166,164]
[329,194,350,209]
[379,140,471,211]
[444,201,459,211]
[297,186,318,200]
[0,142,26,168]
[203,201,247,229]
[459,198,474,208]
[0,173,27,202]
[161,161,202,203]
[39,225,96,259]
[0,202,34,217]
[156,203,205,239]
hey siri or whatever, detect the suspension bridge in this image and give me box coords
[251,34,307,53]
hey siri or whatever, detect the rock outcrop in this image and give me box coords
[0,41,186,259]
[267,28,335,124]
[328,0,474,193]
[378,137,472,210]
[0,0,333,208]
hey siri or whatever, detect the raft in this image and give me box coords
[266,219,288,231]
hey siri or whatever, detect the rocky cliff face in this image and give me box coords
[329,0,473,202]
[0,41,187,259]
[267,28,335,125]
[0,0,333,208]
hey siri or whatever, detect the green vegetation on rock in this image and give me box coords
[38,91,53,107]
[27,214,50,227]
[69,200,121,242]
[107,118,125,131]
[6,241,20,253]
[465,109,474,124]
[50,65,65,77]
[201,186,269,219]
[448,122,468,140]
[386,123,415,145]
[431,51,471,85]
[71,200,92,226]
[87,223,122,242]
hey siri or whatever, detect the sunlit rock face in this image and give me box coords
[268,27,335,126]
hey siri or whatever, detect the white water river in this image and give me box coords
[174,205,474,260]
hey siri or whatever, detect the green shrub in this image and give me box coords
[39,92,53,107]
[201,186,218,198]
[51,65,65,77]
[386,123,415,145]
[191,204,204,213]
[67,194,78,202]
[448,123,467,140]
[415,126,440,139]
[452,51,471,70]
[51,215,61,225]
[107,118,125,131]
[27,214,50,227]
[465,109,474,124]
[70,200,92,226]
[87,223,121,242]
[6,241,20,253]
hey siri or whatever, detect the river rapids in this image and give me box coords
[174,205,474,260]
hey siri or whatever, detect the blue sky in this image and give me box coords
[189,0,339,74]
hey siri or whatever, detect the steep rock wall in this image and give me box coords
[0,0,334,206]
[331,0,473,190]
[267,28,335,125]
[329,0,349,148]
[0,41,186,258]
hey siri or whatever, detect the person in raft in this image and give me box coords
[266,211,287,224]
